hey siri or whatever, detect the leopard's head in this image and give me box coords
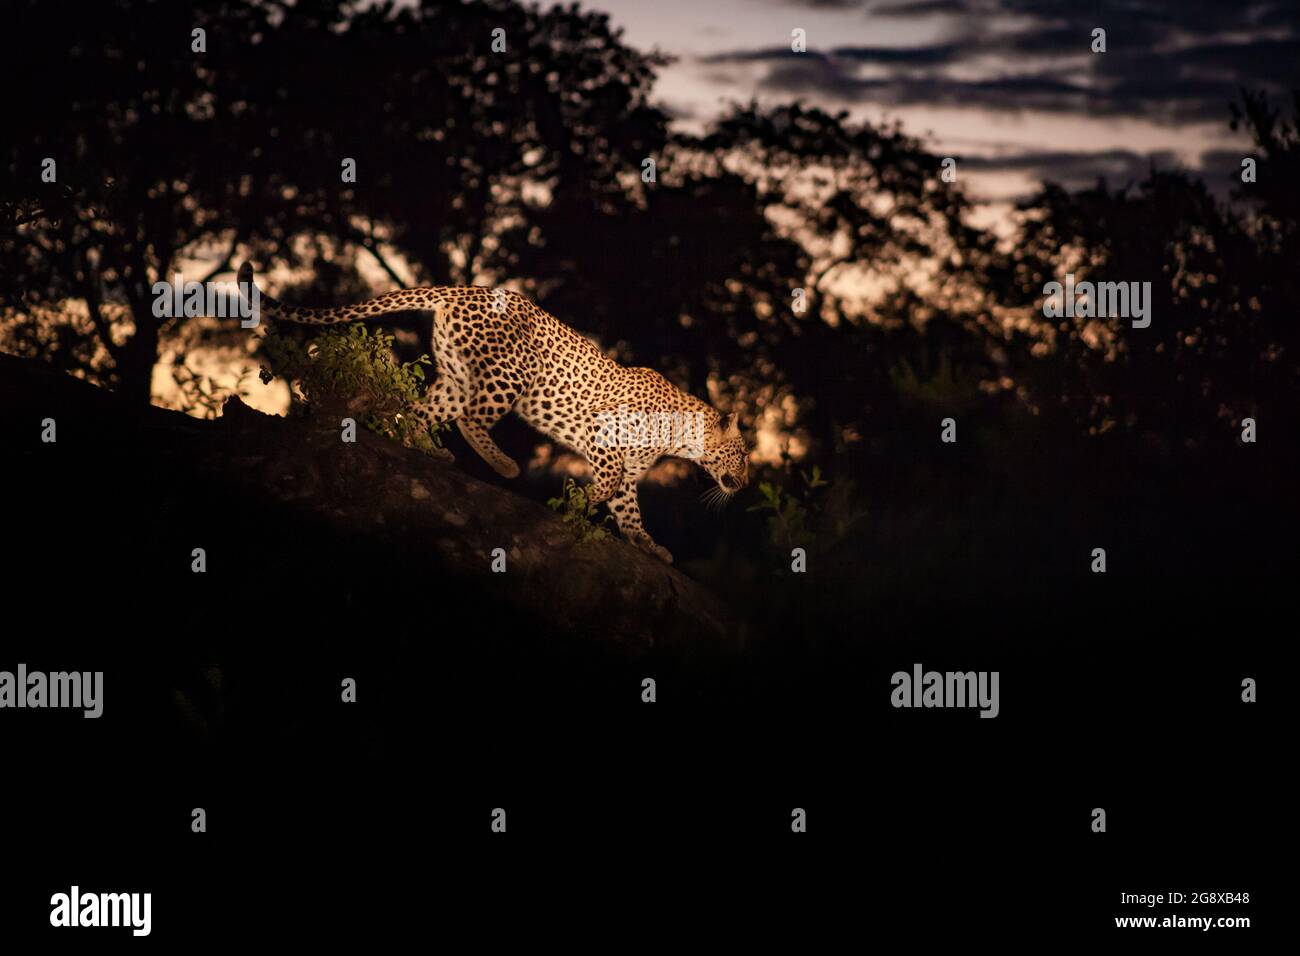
[698,411,750,495]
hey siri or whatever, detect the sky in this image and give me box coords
[559,0,1298,202]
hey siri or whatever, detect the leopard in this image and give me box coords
[237,263,749,564]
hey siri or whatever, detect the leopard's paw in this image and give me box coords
[634,535,673,564]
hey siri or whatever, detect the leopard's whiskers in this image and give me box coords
[699,484,732,513]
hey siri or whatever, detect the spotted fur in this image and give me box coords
[238,263,749,563]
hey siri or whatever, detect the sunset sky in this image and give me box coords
[570,0,1297,201]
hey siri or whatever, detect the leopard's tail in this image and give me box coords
[237,262,444,326]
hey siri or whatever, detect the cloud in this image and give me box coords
[959,148,1256,200]
[963,149,1180,184]
[753,59,1096,113]
[701,1,1299,125]
[871,1,970,15]
[831,44,964,65]
[1198,148,1256,194]
[660,99,701,121]
[767,0,868,8]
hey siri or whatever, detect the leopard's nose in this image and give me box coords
[721,474,740,491]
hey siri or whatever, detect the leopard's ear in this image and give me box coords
[724,412,741,438]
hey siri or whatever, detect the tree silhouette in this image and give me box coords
[0,0,668,403]
[1001,91,1300,445]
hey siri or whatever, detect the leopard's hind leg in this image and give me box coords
[408,375,466,461]
[456,376,525,478]
[457,417,520,478]
[433,299,533,479]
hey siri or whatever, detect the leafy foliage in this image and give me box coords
[747,464,864,556]
[546,478,615,544]
[169,360,253,420]
[259,323,445,453]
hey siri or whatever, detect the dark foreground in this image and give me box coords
[1,356,1283,942]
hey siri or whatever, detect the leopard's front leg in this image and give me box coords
[607,471,672,565]
[584,430,671,563]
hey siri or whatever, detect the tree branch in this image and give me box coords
[353,227,410,289]
[199,233,242,284]
[73,248,128,367]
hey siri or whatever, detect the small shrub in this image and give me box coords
[748,464,825,553]
[547,478,615,544]
[171,358,253,419]
[748,464,865,555]
[259,323,447,453]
